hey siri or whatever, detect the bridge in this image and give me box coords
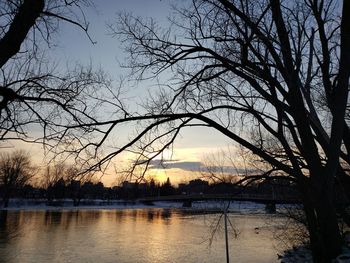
[138,193,301,208]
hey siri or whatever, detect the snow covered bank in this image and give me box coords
[278,240,350,263]
[1,199,182,211]
[0,198,284,214]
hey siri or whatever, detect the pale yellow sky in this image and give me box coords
[1,137,239,187]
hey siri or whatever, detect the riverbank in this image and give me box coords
[1,198,285,215]
[278,245,350,263]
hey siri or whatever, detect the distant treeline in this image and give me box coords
[1,176,300,207]
[0,150,301,208]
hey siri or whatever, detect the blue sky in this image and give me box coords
[50,0,172,74]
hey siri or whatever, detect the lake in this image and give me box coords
[0,206,286,263]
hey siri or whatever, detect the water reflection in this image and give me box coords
[147,210,154,221]
[44,211,62,225]
[0,209,281,263]
[0,211,22,243]
[161,209,172,220]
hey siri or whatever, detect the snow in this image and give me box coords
[1,198,277,213]
[1,199,181,211]
[278,242,350,262]
[278,246,313,263]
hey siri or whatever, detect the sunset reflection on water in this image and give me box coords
[0,209,281,263]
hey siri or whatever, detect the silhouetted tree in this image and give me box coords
[65,165,95,205]
[58,1,349,261]
[42,163,66,202]
[51,177,65,200]
[0,151,36,207]
[92,182,104,199]
[160,177,174,196]
[147,178,157,196]
[68,179,81,206]
[0,0,112,154]
[80,181,105,199]
[200,147,256,184]
[42,163,94,204]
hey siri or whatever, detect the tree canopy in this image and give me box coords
[58,0,349,261]
[0,0,109,149]
[1,0,349,262]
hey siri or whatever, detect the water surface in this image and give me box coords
[0,208,283,263]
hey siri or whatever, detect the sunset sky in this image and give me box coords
[5,0,237,186]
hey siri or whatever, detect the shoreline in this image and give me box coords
[0,198,282,214]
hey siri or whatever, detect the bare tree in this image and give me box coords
[199,146,278,185]
[41,162,66,202]
[52,0,350,261]
[65,164,95,206]
[0,0,113,151]
[0,150,36,207]
[201,148,244,184]
[41,162,94,204]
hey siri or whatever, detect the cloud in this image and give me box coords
[148,160,203,171]
[204,166,256,174]
[134,159,257,175]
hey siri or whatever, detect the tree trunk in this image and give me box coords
[301,186,342,262]
[316,195,342,261]
[303,200,324,262]
[0,0,45,68]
